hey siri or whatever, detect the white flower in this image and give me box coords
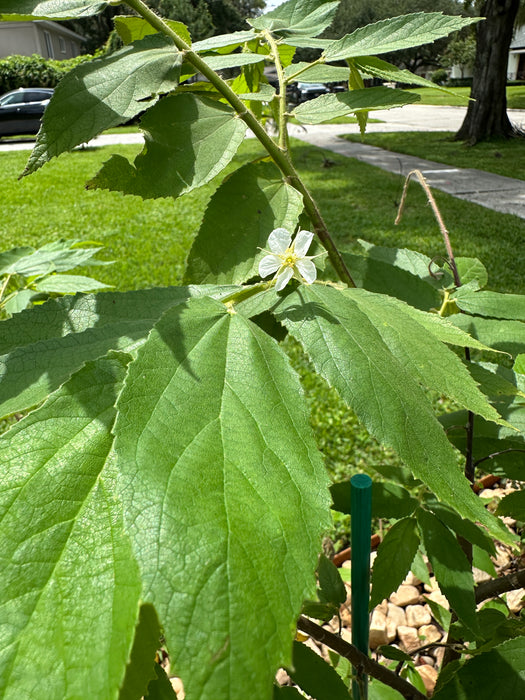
[258,228,318,291]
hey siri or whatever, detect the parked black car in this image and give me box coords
[0,87,54,138]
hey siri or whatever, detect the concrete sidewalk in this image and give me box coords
[288,104,525,220]
[2,104,525,219]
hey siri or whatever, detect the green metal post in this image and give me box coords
[351,473,372,700]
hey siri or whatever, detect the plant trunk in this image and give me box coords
[455,0,521,144]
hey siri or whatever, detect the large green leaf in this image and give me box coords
[88,94,246,199]
[24,35,183,175]
[184,161,303,284]
[324,13,479,61]
[370,517,420,608]
[417,509,479,636]
[352,56,459,92]
[292,86,420,124]
[451,315,525,357]
[0,353,141,700]
[454,290,525,321]
[0,0,107,19]
[433,637,525,699]
[273,284,512,543]
[346,288,508,427]
[0,285,236,418]
[250,0,339,37]
[113,296,331,700]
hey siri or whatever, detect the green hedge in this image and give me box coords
[0,53,93,94]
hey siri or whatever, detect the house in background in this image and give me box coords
[0,20,84,60]
[508,24,525,81]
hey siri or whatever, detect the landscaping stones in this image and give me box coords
[389,584,421,607]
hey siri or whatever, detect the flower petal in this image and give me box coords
[274,266,294,291]
[268,228,292,255]
[259,254,281,278]
[293,230,314,257]
[296,258,317,284]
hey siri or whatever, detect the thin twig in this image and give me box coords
[297,616,427,700]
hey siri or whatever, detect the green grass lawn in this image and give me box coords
[1,139,523,547]
[406,84,525,109]
[342,130,525,179]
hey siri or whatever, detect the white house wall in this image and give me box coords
[0,21,84,60]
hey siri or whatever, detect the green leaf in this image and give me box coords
[451,315,525,357]
[467,361,525,400]
[0,285,235,418]
[324,13,480,61]
[433,637,525,700]
[114,296,331,700]
[417,509,479,636]
[287,641,350,700]
[340,251,441,311]
[292,86,420,124]
[250,0,339,37]
[87,94,246,200]
[273,284,513,544]
[422,497,495,555]
[369,678,405,700]
[3,289,39,315]
[353,56,464,94]
[0,239,109,277]
[35,274,112,293]
[496,491,525,521]
[0,245,34,274]
[114,15,192,46]
[515,354,525,374]
[455,290,525,321]
[410,549,431,586]
[119,604,162,700]
[284,62,349,83]
[370,517,420,608]
[24,35,183,175]
[300,600,338,622]
[0,353,141,700]
[201,52,267,70]
[184,161,303,284]
[193,29,257,51]
[144,664,178,700]
[0,0,107,19]
[440,410,525,481]
[346,288,507,428]
[317,554,346,607]
[377,646,412,664]
[357,239,453,290]
[455,257,488,288]
[472,545,497,578]
[330,481,418,519]
[424,597,451,633]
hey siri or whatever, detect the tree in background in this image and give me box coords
[440,33,477,78]
[66,0,265,51]
[455,0,522,143]
[326,0,465,72]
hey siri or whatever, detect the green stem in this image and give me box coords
[220,281,273,306]
[123,0,356,288]
[285,57,324,84]
[262,29,288,151]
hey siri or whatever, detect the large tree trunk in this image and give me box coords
[455,0,521,144]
